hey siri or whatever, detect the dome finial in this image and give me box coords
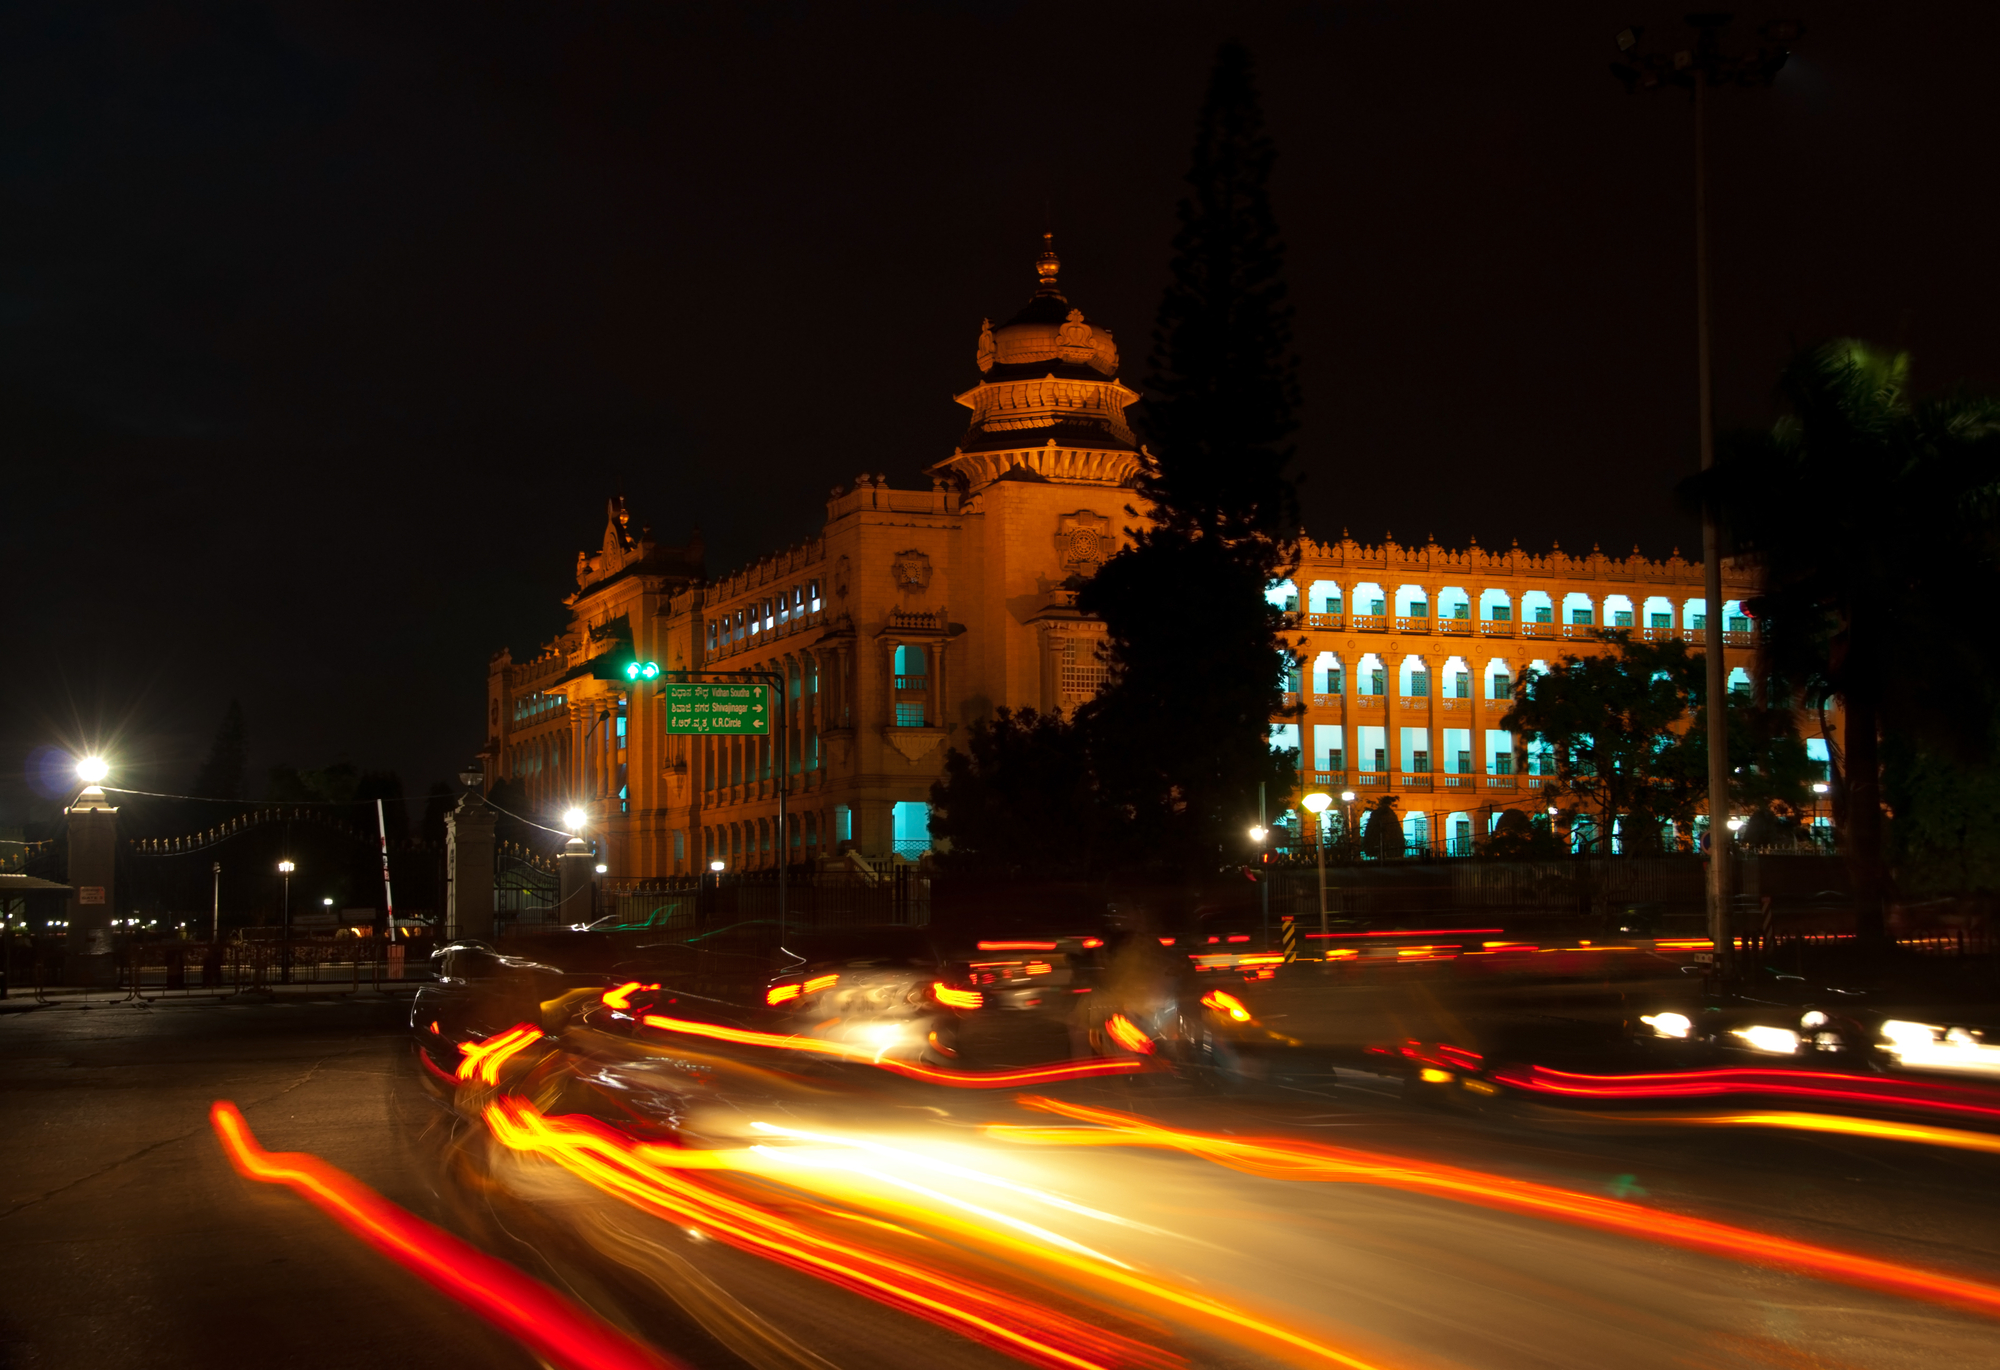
[1035,233,1062,297]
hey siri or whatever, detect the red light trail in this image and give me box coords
[209,1101,686,1370]
[1491,1064,2000,1124]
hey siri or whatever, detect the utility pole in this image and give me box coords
[1611,14,1800,987]
[211,861,221,944]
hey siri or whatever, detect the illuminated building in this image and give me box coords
[485,242,1828,871]
[487,239,1142,872]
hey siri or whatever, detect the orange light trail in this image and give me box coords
[486,1100,1390,1370]
[1104,1014,1153,1054]
[457,1024,543,1086]
[991,1098,2000,1322]
[636,1013,1142,1087]
[209,1101,685,1370]
[1634,1111,2000,1156]
[933,983,984,1009]
[979,940,1058,951]
[805,972,840,994]
[766,983,801,1005]
[600,981,658,1011]
[482,1099,1159,1370]
[1199,990,1252,1023]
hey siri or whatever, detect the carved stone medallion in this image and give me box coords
[891,549,932,591]
[1055,510,1112,576]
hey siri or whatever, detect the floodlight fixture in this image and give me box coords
[1301,792,1333,815]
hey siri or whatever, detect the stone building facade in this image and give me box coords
[484,243,1828,874]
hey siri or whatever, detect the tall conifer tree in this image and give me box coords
[190,700,248,800]
[1080,41,1302,872]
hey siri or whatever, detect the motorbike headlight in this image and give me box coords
[1639,1011,1691,1039]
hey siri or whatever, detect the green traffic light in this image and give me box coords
[624,660,660,681]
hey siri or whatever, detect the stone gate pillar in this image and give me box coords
[445,795,496,943]
[556,837,596,927]
[66,785,118,986]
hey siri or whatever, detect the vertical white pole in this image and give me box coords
[376,798,397,926]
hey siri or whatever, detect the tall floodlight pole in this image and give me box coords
[1611,14,1800,986]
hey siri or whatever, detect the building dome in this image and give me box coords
[931,237,1146,490]
[976,236,1122,379]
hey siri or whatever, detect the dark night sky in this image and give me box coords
[5,0,1996,830]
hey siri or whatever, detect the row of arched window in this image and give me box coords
[1268,580,1751,633]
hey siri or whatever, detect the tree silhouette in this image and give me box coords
[190,700,248,800]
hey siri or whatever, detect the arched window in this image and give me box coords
[1357,653,1386,696]
[1603,594,1634,628]
[1307,580,1342,615]
[1561,591,1595,627]
[1683,597,1707,631]
[1394,584,1429,620]
[1486,657,1512,700]
[1480,588,1513,622]
[1352,582,1387,619]
[1643,595,1675,633]
[1438,587,1471,621]
[1522,590,1554,624]
[1443,656,1471,698]
[1312,651,1342,695]
[1728,666,1753,698]
[1399,654,1429,696]
[893,644,927,681]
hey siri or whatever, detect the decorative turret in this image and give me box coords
[929,238,1146,491]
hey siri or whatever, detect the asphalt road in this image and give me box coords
[5,990,2000,1370]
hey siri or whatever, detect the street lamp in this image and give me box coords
[277,859,295,984]
[1611,14,1800,984]
[562,807,588,834]
[75,755,109,785]
[1301,792,1334,947]
[709,860,725,873]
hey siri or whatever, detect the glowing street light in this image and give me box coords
[1299,793,1334,945]
[75,756,108,785]
[277,860,296,983]
[709,860,725,873]
[1811,781,1830,795]
[562,807,588,833]
[1247,825,1267,844]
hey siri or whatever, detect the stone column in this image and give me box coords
[65,786,118,986]
[556,836,596,926]
[445,795,497,943]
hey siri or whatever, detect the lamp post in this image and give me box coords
[1340,790,1357,861]
[1810,781,1830,849]
[1301,792,1334,946]
[1611,14,1800,987]
[1247,821,1269,950]
[277,859,295,984]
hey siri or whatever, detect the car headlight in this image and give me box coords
[1640,1011,1691,1039]
[1731,1025,1800,1055]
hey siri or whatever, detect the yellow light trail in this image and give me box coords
[989,1097,2000,1323]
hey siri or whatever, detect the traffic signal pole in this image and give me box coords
[663,669,788,940]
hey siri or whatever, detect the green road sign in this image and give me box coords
[663,682,771,735]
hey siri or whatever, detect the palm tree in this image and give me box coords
[1706,341,2000,939]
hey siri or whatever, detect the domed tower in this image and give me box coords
[926,236,1148,491]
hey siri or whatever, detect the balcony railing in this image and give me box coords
[1310,770,1347,788]
[1355,771,1387,789]
[1398,774,1433,791]
[1306,612,1344,630]
[1437,616,1473,635]
[1520,620,1557,638]
[894,675,928,691]
[1438,774,1474,789]
[1349,614,1387,632]
[1484,775,1518,790]
[1310,692,1342,710]
[1394,616,1431,634]
[1479,620,1515,637]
